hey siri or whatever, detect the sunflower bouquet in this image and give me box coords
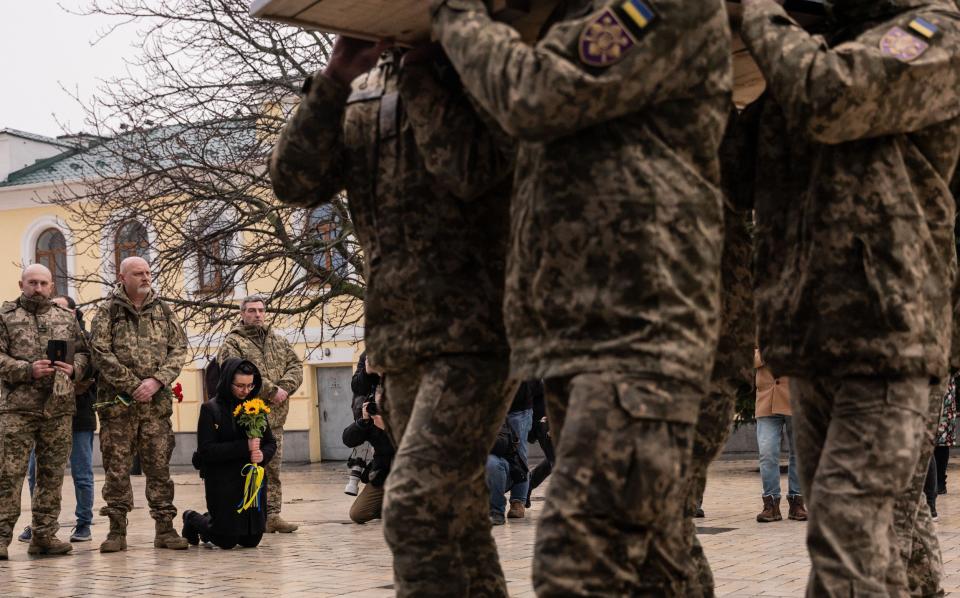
[233,398,271,513]
[232,398,271,437]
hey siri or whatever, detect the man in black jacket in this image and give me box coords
[343,389,394,524]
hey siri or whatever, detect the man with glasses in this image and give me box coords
[218,295,303,533]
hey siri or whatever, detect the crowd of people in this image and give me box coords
[266,0,960,595]
[0,258,303,558]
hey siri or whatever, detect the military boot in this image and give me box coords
[99,514,128,553]
[154,519,189,550]
[756,495,782,523]
[0,544,8,560]
[265,514,298,533]
[28,534,73,556]
[787,495,808,521]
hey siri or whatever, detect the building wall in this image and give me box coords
[0,135,65,181]
[0,179,363,463]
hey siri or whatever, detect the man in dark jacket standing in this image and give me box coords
[270,38,515,597]
[740,0,960,594]
[431,0,732,594]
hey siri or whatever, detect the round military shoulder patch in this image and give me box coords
[879,26,929,62]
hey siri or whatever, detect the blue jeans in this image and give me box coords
[757,414,801,498]
[486,454,510,515]
[507,409,533,503]
[28,432,95,526]
[70,431,95,526]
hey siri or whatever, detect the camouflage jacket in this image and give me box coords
[0,295,90,417]
[270,52,513,370]
[89,286,188,419]
[742,0,960,380]
[218,324,303,402]
[710,111,756,396]
[432,0,732,419]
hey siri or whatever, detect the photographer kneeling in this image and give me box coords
[342,388,394,524]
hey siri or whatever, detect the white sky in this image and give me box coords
[0,1,142,138]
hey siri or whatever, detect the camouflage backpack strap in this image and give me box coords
[108,298,126,327]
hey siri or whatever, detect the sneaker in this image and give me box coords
[70,525,92,543]
[930,504,939,522]
[17,526,31,543]
[507,501,525,519]
[490,512,505,526]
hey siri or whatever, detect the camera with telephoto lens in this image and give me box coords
[344,454,367,496]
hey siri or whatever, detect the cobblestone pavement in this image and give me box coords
[4,459,960,597]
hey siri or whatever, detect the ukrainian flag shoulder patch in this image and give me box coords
[908,17,938,39]
[613,0,658,41]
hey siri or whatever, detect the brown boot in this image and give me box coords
[265,514,298,533]
[756,495,783,523]
[99,514,127,553]
[28,535,73,556]
[507,501,526,519]
[154,519,189,550]
[787,495,808,521]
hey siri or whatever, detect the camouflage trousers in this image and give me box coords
[265,399,290,516]
[791,376,929,598]
[535,373,696,597]
[382,353,514,598]
[892,382,945,597]
[0,413,71,545]
[683,389,738,598]
[99,407,177,523]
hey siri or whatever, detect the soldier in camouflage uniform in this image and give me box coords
[739,0,960,593]
[270,39,515,596]
[431,1,732,594]
[0,264,89,558]
[893,383,945,597]
[90,256,190,552]
[683,111,757,597]
[218,295,303,533]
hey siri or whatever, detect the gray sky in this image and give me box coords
[0,1,142,138]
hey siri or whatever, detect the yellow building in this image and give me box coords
[0,127,363,464]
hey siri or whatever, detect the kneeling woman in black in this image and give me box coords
[182,358,277,549]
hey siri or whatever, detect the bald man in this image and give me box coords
[0,265,89,558]
[90,257,189,552]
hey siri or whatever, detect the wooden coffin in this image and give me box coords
[249,0,555,45]
[250,0,825,105]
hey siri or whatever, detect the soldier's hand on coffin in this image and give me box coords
[324,36,393,87]
[402,42,444,67]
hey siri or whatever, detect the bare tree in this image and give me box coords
[47,0,362,348]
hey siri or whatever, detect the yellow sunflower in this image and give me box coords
[263,406,271,414]
[233,404,242,417]
[244,404,258,415]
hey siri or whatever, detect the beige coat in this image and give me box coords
[755,349,791,418]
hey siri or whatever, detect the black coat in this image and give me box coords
[197,358,278,537]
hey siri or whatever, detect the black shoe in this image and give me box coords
[694,507,705,518]
[181,511,200,546]
[930,503,939,521]
[938,486,947,495]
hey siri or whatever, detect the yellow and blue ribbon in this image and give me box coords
[237,463,265,513]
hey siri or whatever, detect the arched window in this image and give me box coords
[197,235,231,293]
[307,205,345,275]
[114,220,150,275]
[35,228,68,295]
